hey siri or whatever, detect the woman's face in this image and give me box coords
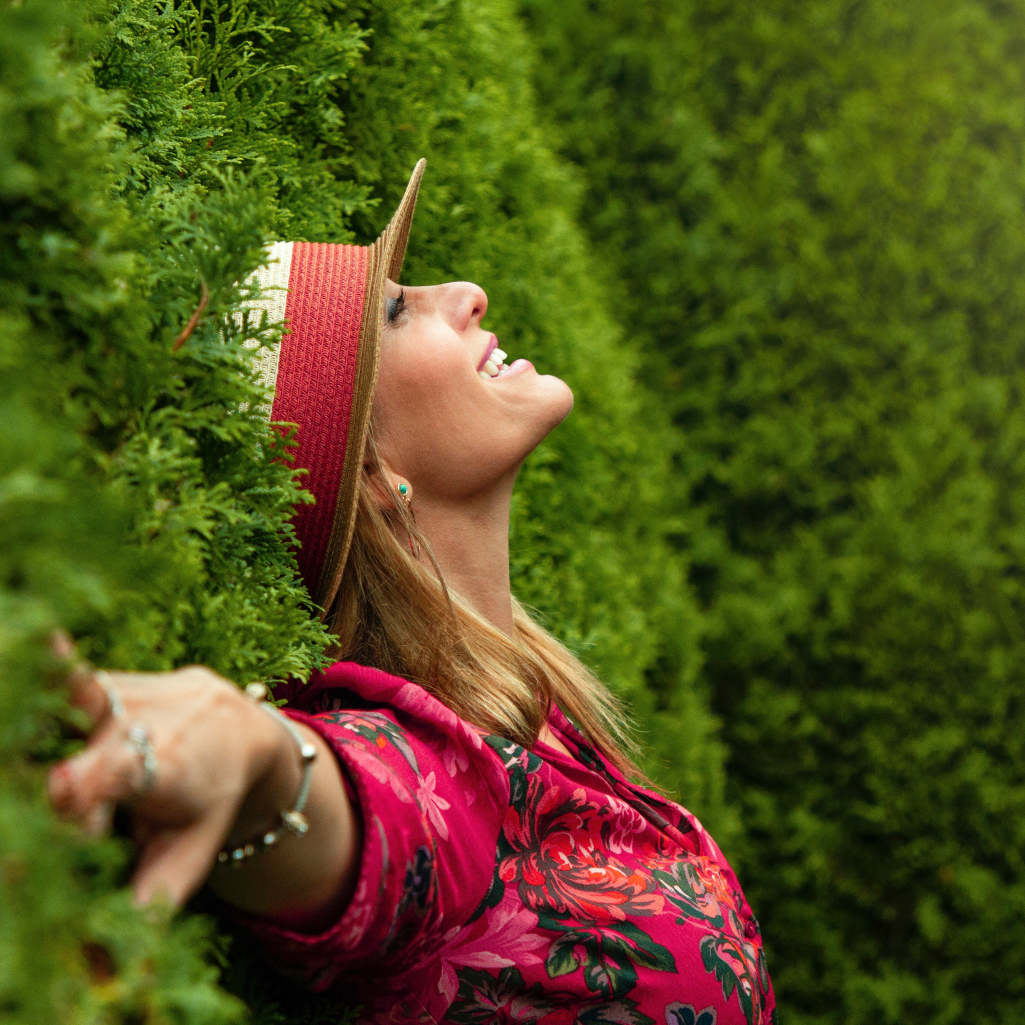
[373,280,574,500]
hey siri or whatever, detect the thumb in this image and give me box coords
[131,810,233,907]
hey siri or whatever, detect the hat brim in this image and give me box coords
[314,159,427,616]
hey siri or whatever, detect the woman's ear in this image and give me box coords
[368,458,412,513]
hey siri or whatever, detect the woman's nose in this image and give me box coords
[447,281,488,331]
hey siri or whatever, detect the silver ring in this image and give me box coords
[95,670,126,720]
[126,723,158,795]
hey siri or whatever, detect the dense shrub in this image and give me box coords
[523,0,1025,1021]
[0,0,326,1021]
[2,0,721,1021]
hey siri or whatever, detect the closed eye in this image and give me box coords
[386,289,406,324]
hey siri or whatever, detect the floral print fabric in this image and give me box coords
[247,662,776,1025]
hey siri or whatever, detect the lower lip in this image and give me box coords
[491,359,533,380]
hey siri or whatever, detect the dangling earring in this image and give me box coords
[396,482,420,557]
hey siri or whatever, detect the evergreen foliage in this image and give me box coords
[523,0,1025,1021]
[2,0,720,1021]
[1,0,324,1019]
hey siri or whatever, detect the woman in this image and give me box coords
[47,162,776,1024]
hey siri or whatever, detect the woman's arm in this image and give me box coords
[47,657,360,924]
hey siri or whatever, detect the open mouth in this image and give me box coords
[479,346,511,379]
[477,335,533,380]
[477,337,516,379]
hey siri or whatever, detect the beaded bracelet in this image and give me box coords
[216,682,317,868]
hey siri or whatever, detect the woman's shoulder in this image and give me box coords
[281,660,512,797]
[545,701,724,859]
[285,660,461,718]
[275,660,432,711]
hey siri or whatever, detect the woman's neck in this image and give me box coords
[414,484,515,635]
[412,477,575,758]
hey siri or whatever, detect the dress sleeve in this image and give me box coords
[237,704,508,990]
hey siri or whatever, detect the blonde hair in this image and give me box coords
[326,438,644,779]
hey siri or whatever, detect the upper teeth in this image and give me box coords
[479,347,511,380]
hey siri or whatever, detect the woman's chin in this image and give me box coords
[539,374,575,422]
[522,374,574,442]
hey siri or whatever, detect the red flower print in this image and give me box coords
[498,778,664,924]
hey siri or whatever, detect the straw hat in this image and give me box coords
[242,160,426,617]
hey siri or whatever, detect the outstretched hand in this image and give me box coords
[46,635,359,921]
[47,635,284,905]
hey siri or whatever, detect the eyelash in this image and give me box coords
[386,290,406,324]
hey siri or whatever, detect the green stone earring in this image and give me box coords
[397,482,411,511]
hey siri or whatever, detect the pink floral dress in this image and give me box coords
[245,662,776,1025]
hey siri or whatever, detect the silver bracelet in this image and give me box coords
[216,683,317,868]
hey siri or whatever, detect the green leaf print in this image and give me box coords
[699,935,756,1025]
[664,1004,717,1025]
[540,917,676,999]
[546,930,586,978]
[577,998,655,1025]
[483,734,543,805]
[651,861,726,930]
[613,920,678,972]
[582,940,638,1000]
[449,966,557,1025]
[320,711,422,776]
[467,735,544,924]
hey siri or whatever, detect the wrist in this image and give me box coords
[228,700,302,847]
[205,704,358,920]
[221,706,317,866]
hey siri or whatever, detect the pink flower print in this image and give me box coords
[372,996,435,1025]
[348,745,414,804]
[417,771,451,840]
[435,905,548,1006]
[396,682,445,720]
[393,683,479,745]
[396,683,488,756]
[605,796,647,854]
[338,872,372,950]
[441,736,470,777]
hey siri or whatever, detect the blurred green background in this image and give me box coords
[3,0,1025,1022]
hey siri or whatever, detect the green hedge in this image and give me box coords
[1,1,721,1021]
[523,0,1025,1021]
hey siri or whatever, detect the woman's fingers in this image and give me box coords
[49,631,114,726]
[69,670,118,727]
[41,657,267,907]
[49,630,76,662]
[47,720,144,822]
[131,812,233,907]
